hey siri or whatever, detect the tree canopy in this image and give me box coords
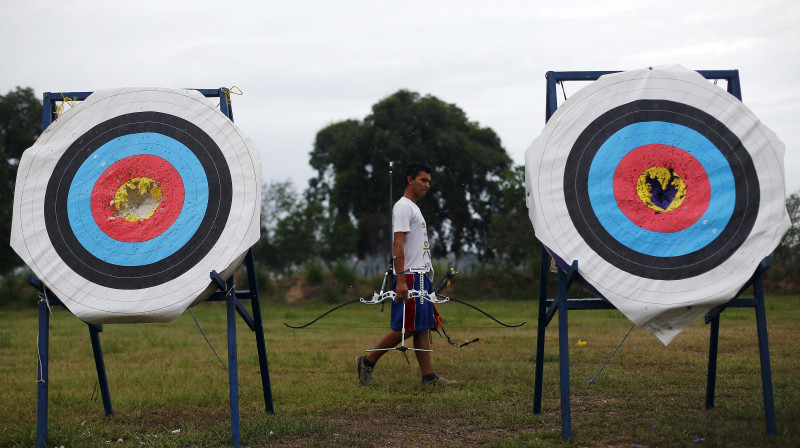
[309,89,512,259]
[773,190,800,269]
[1,87,42,274]
[486,166,540,268]
[253,180,357,274]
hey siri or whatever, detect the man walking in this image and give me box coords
[355,163,455,386]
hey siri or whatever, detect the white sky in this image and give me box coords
[2,0,798,195]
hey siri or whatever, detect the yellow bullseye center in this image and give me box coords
[114,177,163,222]
[636,167,687,212]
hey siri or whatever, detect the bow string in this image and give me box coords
[283,268,526,335]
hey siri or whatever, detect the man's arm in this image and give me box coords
[393,231,407,301]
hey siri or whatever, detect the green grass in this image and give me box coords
[1,296,798,447]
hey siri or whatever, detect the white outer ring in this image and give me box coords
[11,88,262,323]
[524,65,789,343]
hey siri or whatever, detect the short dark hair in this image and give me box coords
[405,163,432,184]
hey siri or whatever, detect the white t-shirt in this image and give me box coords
[392,196,432,275]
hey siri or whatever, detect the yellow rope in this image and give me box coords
[219,85,243,106]
[55,92,76,116]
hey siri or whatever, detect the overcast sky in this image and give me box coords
[3,0,798,195]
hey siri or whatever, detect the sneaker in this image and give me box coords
[355,355,373,386]
[421,373,456,386]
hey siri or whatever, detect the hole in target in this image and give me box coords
[90,154,185,243]
[612,143,711,233]
[113,177,163,221]
[637,166,687,213]
[46,111,233,289]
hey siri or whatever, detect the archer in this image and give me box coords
[355,163,455,386]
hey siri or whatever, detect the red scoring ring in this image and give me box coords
[90,155,185,242]
[613,144,710,233]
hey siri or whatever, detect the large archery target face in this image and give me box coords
[566,100,759,279]
[525,65,790,344]
[11,88,261,323]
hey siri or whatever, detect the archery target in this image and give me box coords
[11,88,261,324]
[525,65,790,344]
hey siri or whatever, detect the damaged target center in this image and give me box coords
[637,166,687,213]
[111,177,163,222]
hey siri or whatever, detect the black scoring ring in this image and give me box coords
[564,99,759,280]
[44,111,233,289]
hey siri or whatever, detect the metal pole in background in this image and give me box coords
[389,161,394,263]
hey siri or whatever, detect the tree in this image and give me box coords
[253,180,357,275]
[772,190,800,269]
[0,87,43,274]
[486,166,541,268]
[252,180,302,272]
[309,90,512,260]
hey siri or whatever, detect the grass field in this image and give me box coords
[1,295,798,447]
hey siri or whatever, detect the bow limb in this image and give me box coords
[435,325,480,348]
[283,295,370,329]
[437,294,526,328]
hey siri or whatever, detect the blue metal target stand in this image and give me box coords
[532,70,777,441]
[32,88,274,448]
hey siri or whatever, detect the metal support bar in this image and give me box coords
[544,295,560,327]
[706,259,770,323]
[28,276,63,306]
[753,268,777,435]
[557,263,574,441]
[545,261,578,327]
[219,87,234,121]
[544,69,744,122]
[208,290,256,301]
[545,298,616,311]
[88,325,114,416]
[226,276,241,448]
[244,249,275,414]
[533,247,550,415]
[235,300,256,331]
[36,298,50,448]
[235,290,256,300]
[41,94,53,133]
[706,315,720,409]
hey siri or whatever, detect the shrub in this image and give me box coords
[0,273,38,309]
[331,260,356,288]
[304,262,324,286]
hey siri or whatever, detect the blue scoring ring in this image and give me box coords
[587,121,735,257]
[67,133,208,266]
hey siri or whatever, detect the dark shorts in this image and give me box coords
[390,273,435,332]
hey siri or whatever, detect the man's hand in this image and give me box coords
[395,279,408,302]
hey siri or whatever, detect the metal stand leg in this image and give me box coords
[251,296,274,414]
[706,315,720,409]
[557,267,572,441]
[533,248,549,414]
[36,299,50,448]
[246,252,274,414]
[88,324,114,416]
[227,285,241,447]
[753,274,777,436]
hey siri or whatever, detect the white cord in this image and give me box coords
[36,290,52,384]
[36,333,45,384]
[42,289,53,315]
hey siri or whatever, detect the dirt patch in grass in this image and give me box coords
[319,414,527,447]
